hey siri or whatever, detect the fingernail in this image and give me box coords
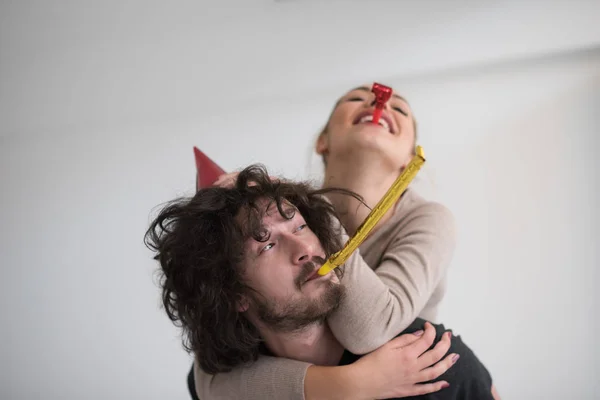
[452,354,460,363]
[441,382,450,389]
[413,330,424,336]
[446,331,452,339]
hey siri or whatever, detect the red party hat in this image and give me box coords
[193,146,226,190]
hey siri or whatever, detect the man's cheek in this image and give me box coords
[262,272,291,294]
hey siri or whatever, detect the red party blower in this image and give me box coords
[194,146,226,191]
[371,83,393,125]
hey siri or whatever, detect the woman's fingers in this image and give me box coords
[405,322,437,355]
[213,172,239,188]
[418,352,458,383]
[405,380,450,397]
[387,329,426,349]
[213,172,279,188]
[417,330,452,369]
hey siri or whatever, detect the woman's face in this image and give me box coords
[316,84,416,171]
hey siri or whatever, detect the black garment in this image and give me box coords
[188,365,199,400]
[187,318,493,400]
[338,318,494,399]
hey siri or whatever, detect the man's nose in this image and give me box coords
[288,235,315,264]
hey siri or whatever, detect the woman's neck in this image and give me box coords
[322,156,400,236]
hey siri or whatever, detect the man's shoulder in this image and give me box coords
[398,319,495,399]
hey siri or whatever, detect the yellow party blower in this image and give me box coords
[317,145,427,276]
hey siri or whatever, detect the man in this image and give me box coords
[145,164,497,399]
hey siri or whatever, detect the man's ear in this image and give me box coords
[237,295,250,313]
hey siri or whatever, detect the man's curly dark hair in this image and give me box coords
[144,164,362,374]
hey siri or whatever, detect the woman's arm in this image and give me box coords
[305,322,456,400]
[328,202,457,354]
[192,356,366,400]
[192,322,455,400]
[193,356,309,400]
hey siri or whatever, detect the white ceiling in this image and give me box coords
[1,0,599,139]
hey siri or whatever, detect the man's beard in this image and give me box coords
[252,258,345,333]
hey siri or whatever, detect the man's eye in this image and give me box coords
[260,243,275,253]
[295,224,307,232]
[346,97,364,102]
[392,106,408,116]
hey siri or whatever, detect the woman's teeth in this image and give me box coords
[358,115,391,132]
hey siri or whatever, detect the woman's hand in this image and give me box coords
[213,172,279,189]
[350,322,457,399]
[213,172,240,188]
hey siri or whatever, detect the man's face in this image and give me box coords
[239,200,343,332]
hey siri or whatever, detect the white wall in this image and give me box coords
[403,50,600,399]
[1,1,599,399]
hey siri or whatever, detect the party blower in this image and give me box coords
[371,82,393,125]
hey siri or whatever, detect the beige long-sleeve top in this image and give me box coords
[193,188,457,399]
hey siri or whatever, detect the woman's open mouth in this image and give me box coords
[353,111,394,134]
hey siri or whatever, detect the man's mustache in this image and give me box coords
[295,256,327,288]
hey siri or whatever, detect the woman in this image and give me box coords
[193,84,467,399]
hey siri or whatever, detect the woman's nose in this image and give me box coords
[370,97,391,110]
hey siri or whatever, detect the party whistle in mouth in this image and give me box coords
[317,146,426,276]
[371,82,393,125]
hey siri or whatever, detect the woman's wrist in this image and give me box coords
[304,364,372,400]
